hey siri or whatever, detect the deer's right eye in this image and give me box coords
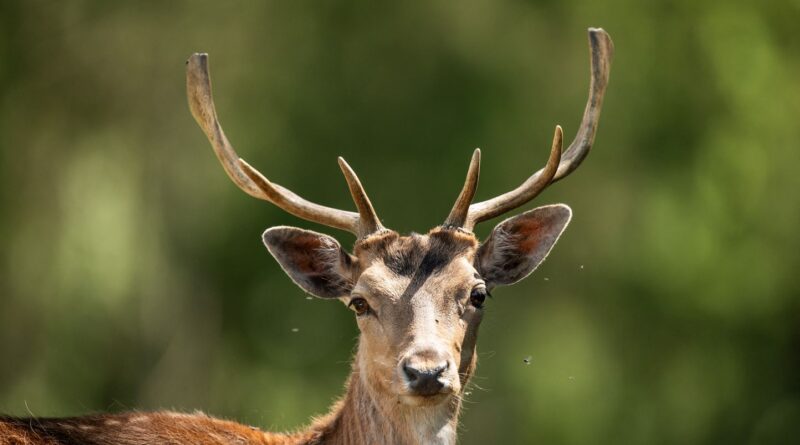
[348,298,370,316]
[470,287,488,309]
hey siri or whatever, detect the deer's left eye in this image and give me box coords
[348,297,370,316]
[470,287,488,309]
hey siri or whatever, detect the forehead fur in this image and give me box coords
[354,227,478,277]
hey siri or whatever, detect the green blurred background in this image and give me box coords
[2,1,799,443]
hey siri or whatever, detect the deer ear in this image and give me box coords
[262,226,357,299]
[476,204,572,288]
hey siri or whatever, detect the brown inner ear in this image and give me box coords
[511,218,548,255]
[288,234,330,274]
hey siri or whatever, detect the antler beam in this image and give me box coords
[186,53,383,237]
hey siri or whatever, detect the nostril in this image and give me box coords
[403,364,420,382]
[402,360,450,396]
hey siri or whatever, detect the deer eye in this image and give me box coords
[470,287,488,309]
[348,297,370,316]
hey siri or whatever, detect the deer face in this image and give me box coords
[186,28,611,408]
[347,230,480,405]
[262,205,571,406]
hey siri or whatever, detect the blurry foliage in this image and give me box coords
[1,1,800,444]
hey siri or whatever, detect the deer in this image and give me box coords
[0,28,612,445]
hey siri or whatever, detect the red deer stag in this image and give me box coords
[1,28,612,445]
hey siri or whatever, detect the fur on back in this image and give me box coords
[0,412,312,445]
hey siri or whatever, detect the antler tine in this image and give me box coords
[551,27,613,182]
[444,149,481,228]
[465,126,562,229]
[463,28,613,229]
[337,157,384,237]
[187,53,361,234]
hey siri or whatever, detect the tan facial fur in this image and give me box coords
[348,229,482,407]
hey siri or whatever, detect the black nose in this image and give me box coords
[403,361,449,396]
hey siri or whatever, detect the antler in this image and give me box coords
[445,28,613,230]
[186,53,383,237]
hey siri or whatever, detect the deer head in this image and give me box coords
[186,29,612,409]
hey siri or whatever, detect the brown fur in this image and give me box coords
[0,411,305,444]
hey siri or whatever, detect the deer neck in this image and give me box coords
[312,348,463,445]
